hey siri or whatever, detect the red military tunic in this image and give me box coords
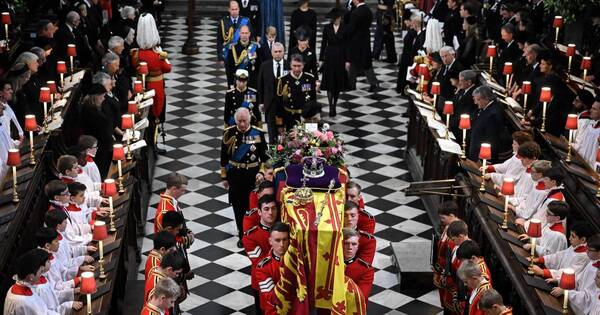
[131,48,172,119]
[249,191,259,210]
[154,194,177,234]
[140,301,163,315]
[242,208,260,233]
[345,256,375,300]
[144,266,169,315]
[242,224,271,290]
[434,226,456,309]
[357,209,376,235]
[357,230,376,265]
[466,280,492,315]
[145,249,163,281]
[255,251,284,315]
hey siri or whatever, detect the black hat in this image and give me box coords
[88,83,107,95]
[302,100,321,119]
[430,52,442,64]
[327,7,345,19]
[294,26,311,41]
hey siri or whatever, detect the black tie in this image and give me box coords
[276,62,281,78]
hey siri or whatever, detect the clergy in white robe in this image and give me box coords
[48,200,93,247]
[505,142,541,206]
[587,269,600,315]
[0,102,23,139]
[3,249,60,315]
[0,101,19,181]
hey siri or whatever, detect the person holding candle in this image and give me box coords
[457,260,493,315]
[80,83,113,178]
[550,234,600,314]
[529,222,594,281]
[573,97,600,166]
[3,249,60,315]
[141,278,181,315]
[468,85,508,162]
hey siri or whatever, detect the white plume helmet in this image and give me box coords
[136,13,161,49]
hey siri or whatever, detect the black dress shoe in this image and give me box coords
[237,239,243,248]
[155,146,167,155]
[368,84,380,93]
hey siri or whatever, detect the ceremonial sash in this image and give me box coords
[222,17,250,60]
[236,42,258,68]
[227,128,260,170]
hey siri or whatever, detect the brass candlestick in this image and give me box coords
[528,238,536,274]
[541,102,548,132]
[11,166,18,203]
[461,129,467,159]
[501,196,509,230]
[480,159,487,191]
[28,131,35,165]
[98,239,106,279]
[117,160,125,193]
[108,196,116,233]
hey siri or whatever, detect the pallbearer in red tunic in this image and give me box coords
[141,278,181,315]
[243,180,274,233]
[255,222,290,314]
[477,288,514,315]
[344,201,376,264]
[347,181,376,234]
[131,13,172,153]
[433,202,460,309]
[343,228,374,303]
[456,240,493,285]
[145,231,176,280]
[446,220,472,315]
[457,260,492,315]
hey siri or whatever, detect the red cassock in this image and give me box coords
[144,267,169,315]
[140,302,163,315]
[345,256,375,300]
[242,208,260,233]
[154,194,177,234]
[255,251,284,315]
[357,230,376,265]
[433,229,455,308]
[467,280,492,315]
[144,249,162,281]
[131,48,172,119]
[242,224,271,290]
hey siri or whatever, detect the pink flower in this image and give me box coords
[277,144,284,152]
[319,133,328,142]
[295,149,301,156]
[314,130,323,138]
[301,137,309,144]
[326,131,334,140]
[315,148,323,157]
[331,147,339,154]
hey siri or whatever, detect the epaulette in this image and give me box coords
[224,125,237,131]
[248,87,257,92]
[359,230,375,239]
[251,125,263,130]
[244,225,258,235]
[273,166,285,174]
[226,87,235,92]
[357,258,372,268]
[258,256,271,268]
[245,208,258,216]
[360,208,374,219]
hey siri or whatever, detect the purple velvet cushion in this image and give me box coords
[285,164,341,189]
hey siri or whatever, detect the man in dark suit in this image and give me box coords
[430,0,448,21]
[345,0,379,92]
[450,70,478,136]
[443,0,462,46]
[257,42,289,144]
[468,85,508,163]
[438,46,464,101]
[396,14,423,92]
[496,24,522,83]
[236,0,261,41]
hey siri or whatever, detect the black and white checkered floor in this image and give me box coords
[139,15,443,314]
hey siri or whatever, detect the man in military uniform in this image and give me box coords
[217,0,252,86]
[372,0,397,63]
[236,0,261,42]
[255,222,290,313]
[344,201,376,264]
[343,227,374,304]
[227,25,261,89]
[225,69,261,128]
[276,53,317,131]
[221,107,269,247]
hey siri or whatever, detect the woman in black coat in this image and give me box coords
[319,8,349,117]
[80,84,115,178]
[289,0,317,58]
[457,16,480,69]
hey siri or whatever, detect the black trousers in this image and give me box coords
[372,10,397,62]
[227,167,259,237]
[282,109,301,131]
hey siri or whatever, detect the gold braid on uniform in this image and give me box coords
[221,20,233,42]
[276,79,289,101]
[223,131,238,156]
[232,46,248,66]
